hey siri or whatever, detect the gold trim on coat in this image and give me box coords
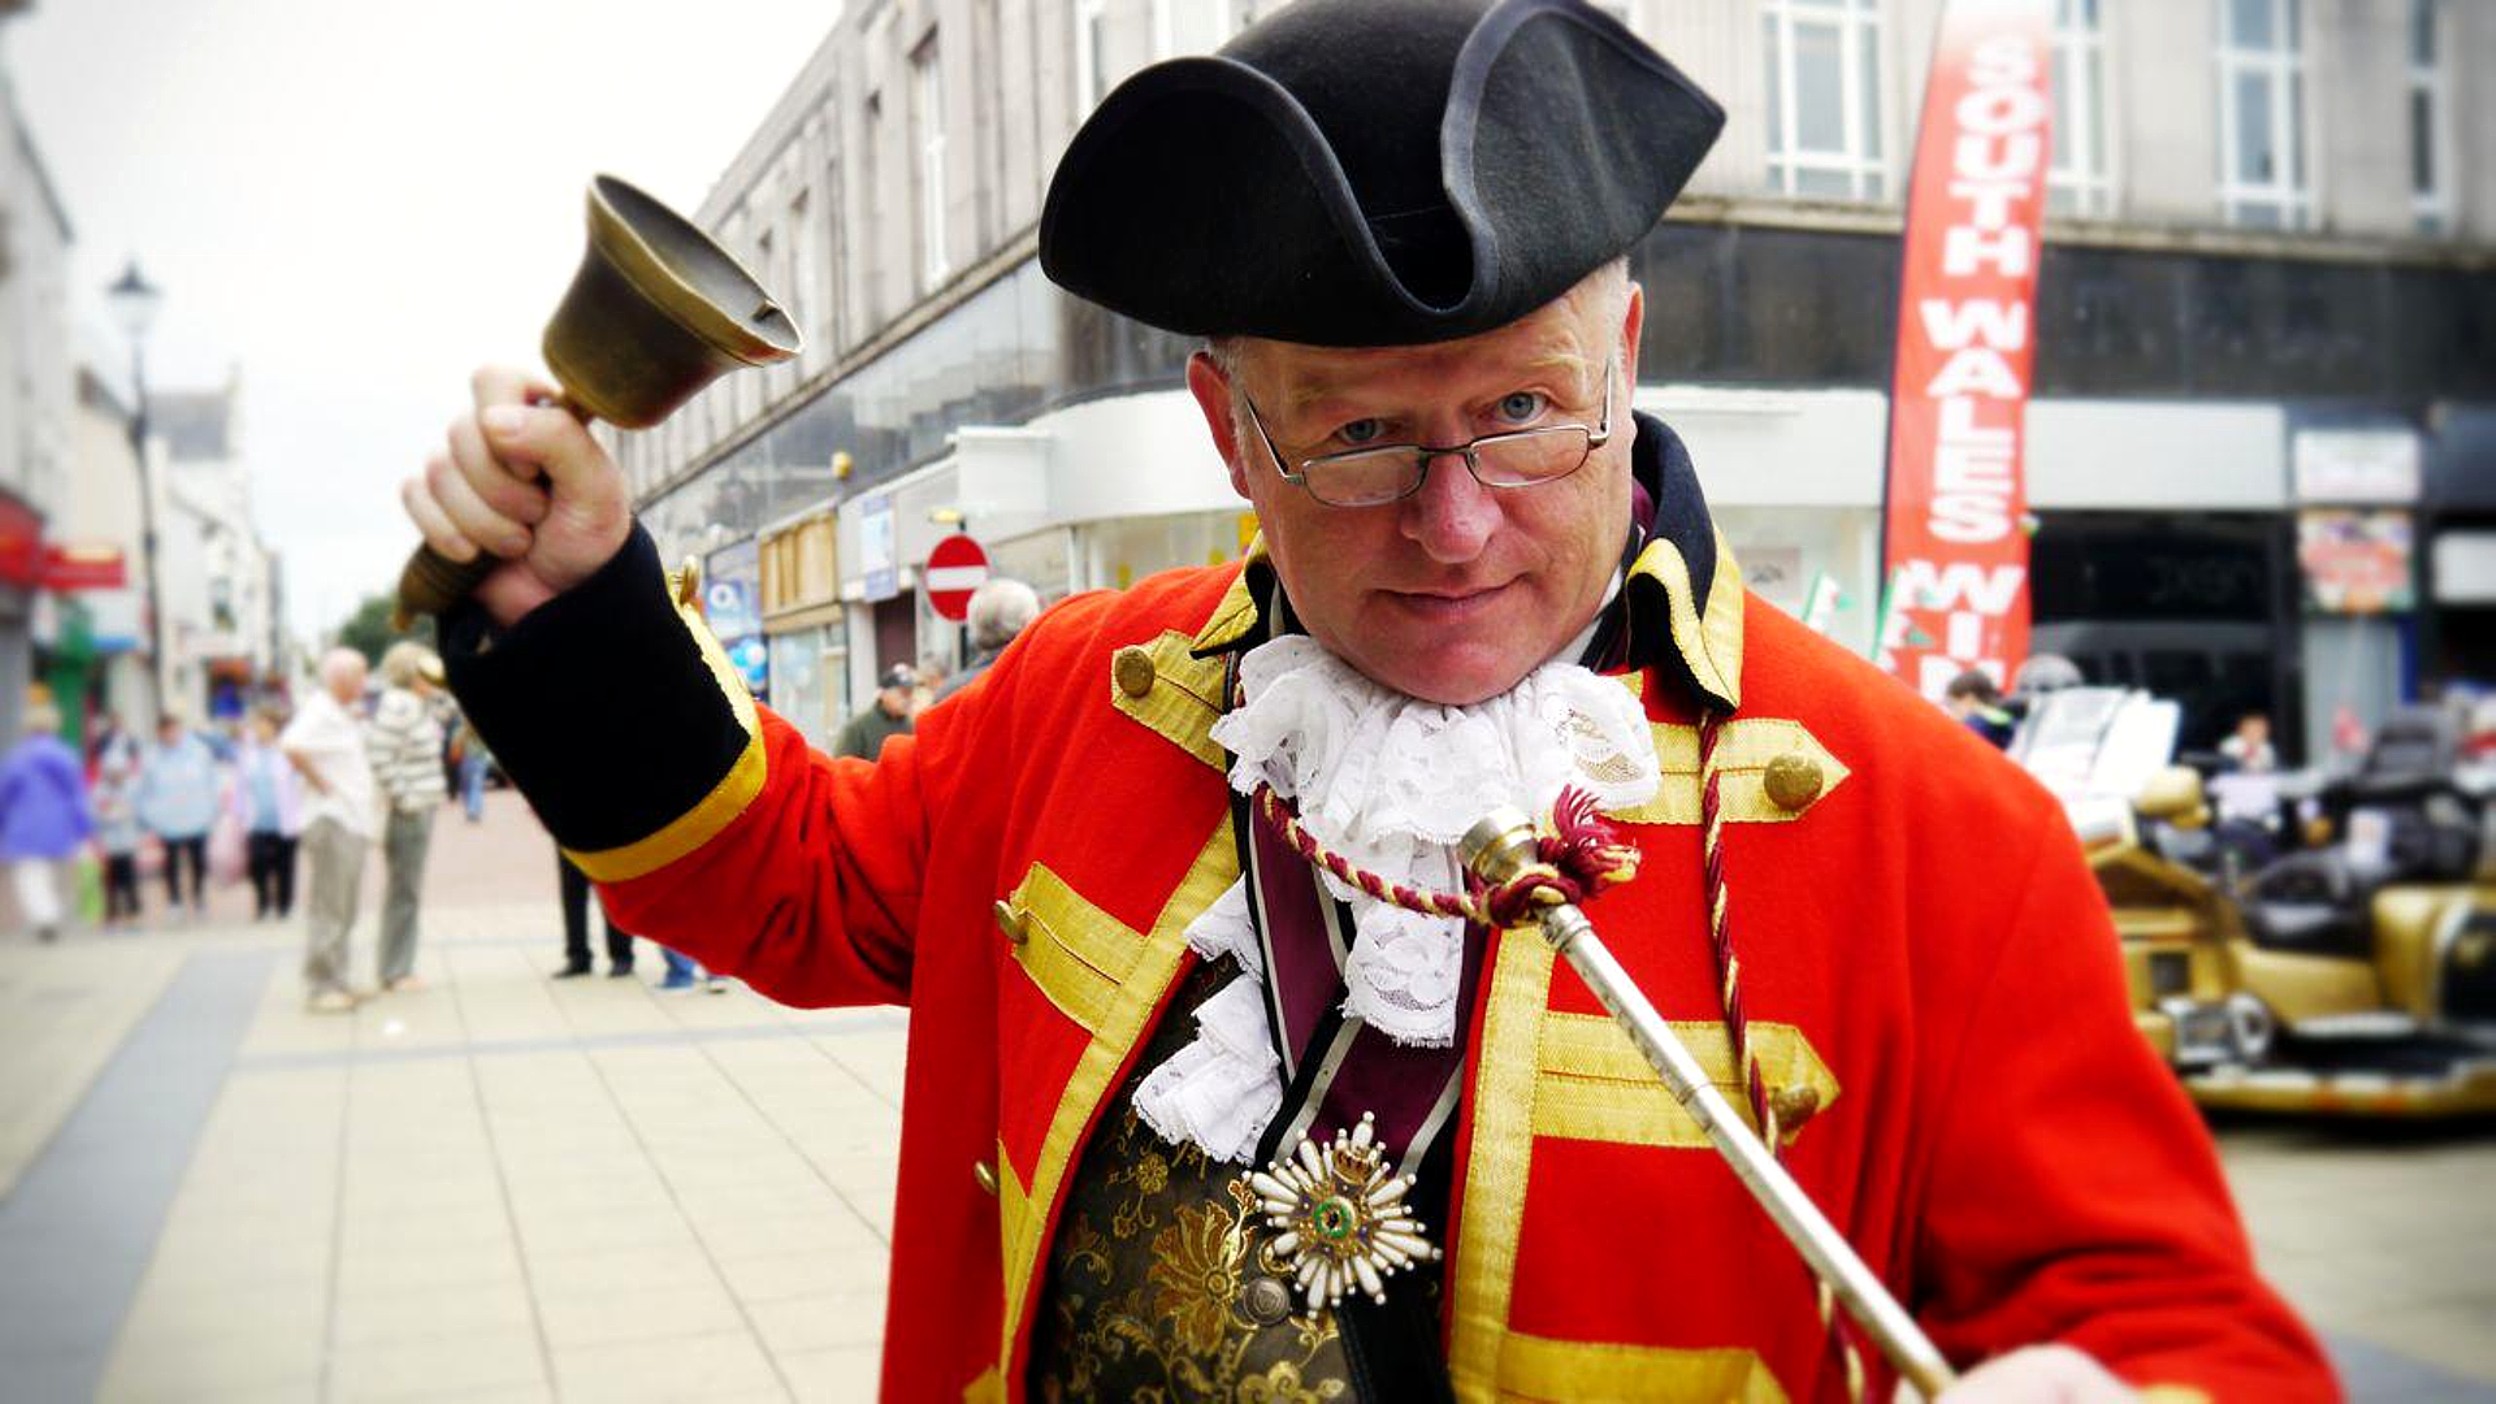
[994,822,1240,1382]
[1108,629,1233,773]
[1498,1331,1790,1403]
[564,590,768,883]
[1625,527,1746,711]
[1447,928,1561,1394]
[1535,1013,1839,1149]
[1605,718,1850,827]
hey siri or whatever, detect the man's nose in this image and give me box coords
[1401,449,1501,563]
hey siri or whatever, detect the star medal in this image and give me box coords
[1239,1112,1440,1314]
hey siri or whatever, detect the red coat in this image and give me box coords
[482,528,2330,1402]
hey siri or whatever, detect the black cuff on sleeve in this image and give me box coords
[442,524,751,853]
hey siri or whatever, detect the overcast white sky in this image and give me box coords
[7,0,838,647]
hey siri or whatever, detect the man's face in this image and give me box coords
[1188,272,1643,706]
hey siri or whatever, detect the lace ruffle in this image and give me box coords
[1134,636,1660,1160]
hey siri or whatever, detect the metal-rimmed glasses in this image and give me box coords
[1240,357,1615,508]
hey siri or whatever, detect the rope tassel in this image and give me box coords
[1251,783,1637,930]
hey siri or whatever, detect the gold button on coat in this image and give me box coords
[1112,645,1156,699]
[1769,1083,1823,1134]
[973,1160,1000,1196]
[1762,752,1826,812]
[993,900,1029,946]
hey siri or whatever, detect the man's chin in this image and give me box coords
[1343,647,1540,708]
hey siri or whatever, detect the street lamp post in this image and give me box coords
[105,260,165,720]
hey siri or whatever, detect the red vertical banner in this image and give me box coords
[1878,0,2053,698]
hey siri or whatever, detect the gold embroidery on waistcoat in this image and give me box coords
[1447,929,1560,1394]
[1498,1331,1791,1402]
[1106,629,1231,773]
[1602,717,1850,827]
[1534,1013,1839,1149]
[564,585,768,883]
[995,822,1239,1383]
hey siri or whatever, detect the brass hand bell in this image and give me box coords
[393,175,802,626]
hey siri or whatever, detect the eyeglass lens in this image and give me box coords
[1302,428,1595,506]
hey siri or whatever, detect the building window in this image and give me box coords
[2047,0,2111,217]
[1076,0,1109,109]
[912,34,949,289]
[2410,0,2452,234]
[1762,0,1887,202]
[2214,0,2309,230]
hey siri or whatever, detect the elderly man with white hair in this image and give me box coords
[281,648,376,1012]
[934,578,1043,705]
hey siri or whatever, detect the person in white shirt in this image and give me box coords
[281,648,377,1012]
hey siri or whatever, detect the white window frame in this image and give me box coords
[2046,0,2113,218]
[2214,0,2311,230]
[1075,0,1109,110]
[1762,0,1889,203]
[2410,0,2454,235]
[913,35,950,290]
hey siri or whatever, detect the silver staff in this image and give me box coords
[1460,807,1957,1399]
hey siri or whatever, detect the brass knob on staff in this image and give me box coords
[393,175,803,627]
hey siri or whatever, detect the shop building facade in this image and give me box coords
[612,0,2496,757]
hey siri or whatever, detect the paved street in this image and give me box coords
[0,789,2489,1402]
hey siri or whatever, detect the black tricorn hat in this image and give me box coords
[1039,0,1723,348]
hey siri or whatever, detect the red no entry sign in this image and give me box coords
[925,534,991,622]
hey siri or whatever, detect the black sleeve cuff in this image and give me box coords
[442,524,753,854]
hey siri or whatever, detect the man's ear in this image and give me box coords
[1186,351,1253,500]
[1619,281,1646,388]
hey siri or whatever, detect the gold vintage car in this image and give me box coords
[2039,696,2496,1116]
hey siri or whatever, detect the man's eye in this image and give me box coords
[1495,391,1548,424]
[1336,419,1388,447]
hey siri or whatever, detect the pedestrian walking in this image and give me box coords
[228,707,304,919]
[282,649,377,1013]
[369,643,448,993]
[832,664,915,760]
[91,746,143,929]
[89,711,139,779]
[449,712,492,822]
[554,853,634,978]
[133,712,219,919]
[0,700,92,942]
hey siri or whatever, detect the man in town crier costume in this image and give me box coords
[403,2,2334,1398]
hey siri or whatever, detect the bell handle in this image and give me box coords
[391,392,592,628]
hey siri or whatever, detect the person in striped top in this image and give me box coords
[369,642,448,992]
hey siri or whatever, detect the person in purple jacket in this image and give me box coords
[0,700,94,943]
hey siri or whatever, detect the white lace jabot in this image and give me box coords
[1132,635,1661,1163]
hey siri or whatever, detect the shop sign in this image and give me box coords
[858,494,899,603]
[0,492,40,589]
[41,544,127,591]
[704,539,764,639]
[2298,509,2414,614]
[2293,428,2420,504]
[1877,0,2053,698]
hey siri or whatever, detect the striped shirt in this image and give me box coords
[367,687,448,815]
